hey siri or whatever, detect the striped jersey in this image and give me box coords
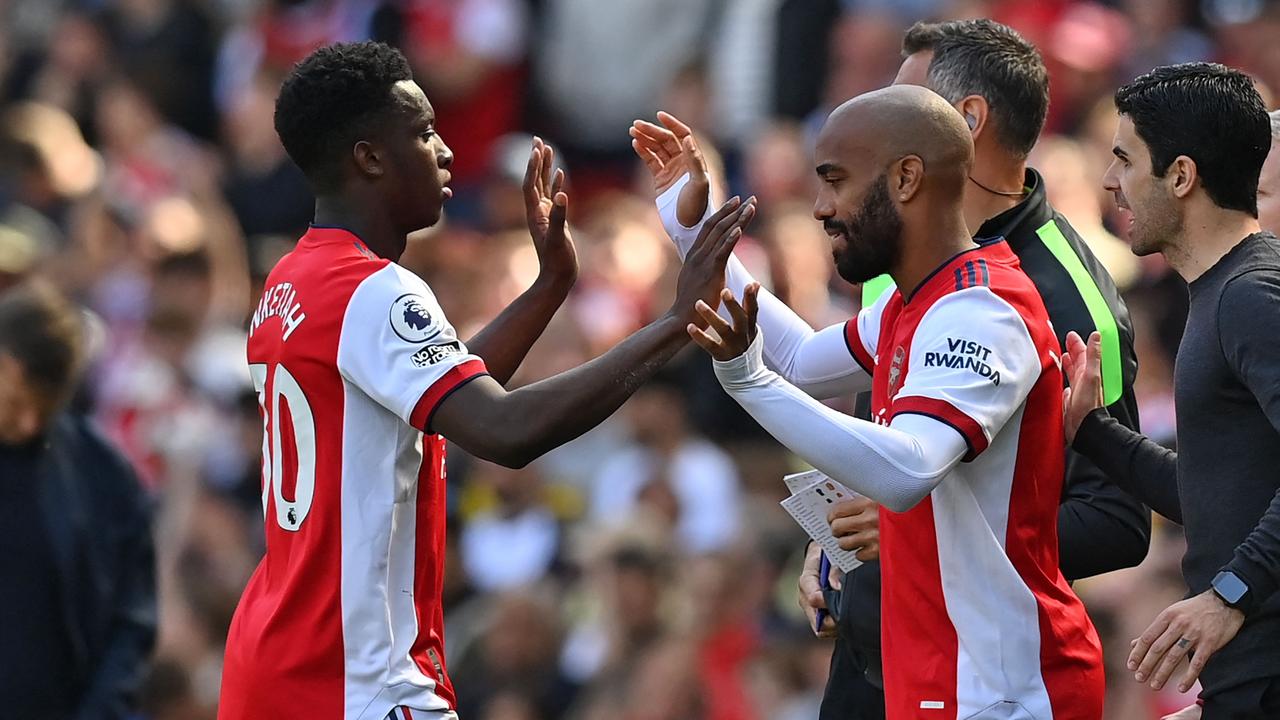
[219,226,488,720]
[844,239,1104,719]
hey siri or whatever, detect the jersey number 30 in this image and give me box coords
[249,363,317,532]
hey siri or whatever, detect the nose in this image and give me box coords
[1101,160,1119,193]
[813,193,834,223]
[437,137,454,170]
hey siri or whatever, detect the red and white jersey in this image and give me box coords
[219,227,488,720]
[845,241,1104,719]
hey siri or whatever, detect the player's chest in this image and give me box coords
[869,302,927,422]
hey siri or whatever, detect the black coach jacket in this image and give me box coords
[1,414,156,719]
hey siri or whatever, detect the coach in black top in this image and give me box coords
[1064,63,1280,718]
[0,282,156,719]
[804,21,1150,720]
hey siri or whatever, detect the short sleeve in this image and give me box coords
[843,286,894,373]
[890,287,1042,461]
[337,263,489,432]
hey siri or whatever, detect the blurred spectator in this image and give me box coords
[460,461,564,592]
[532,0,716,184]
[451,588,579,720]
[590,370,743,555]
[0,280,156,719]
[101,0,219,141]
[220,68,313,240]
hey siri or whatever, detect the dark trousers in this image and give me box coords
[1202,676,1280,720]
[819,635,886,720]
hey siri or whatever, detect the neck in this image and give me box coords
[1164,205,1261,282]
[893,208,976,302]
[963,153,1027,233]
[312,194,404,259]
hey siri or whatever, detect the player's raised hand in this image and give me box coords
[1062,330,1105,444]
[630,111,710,227]
[669,196,755,325]
[523,137,578,284]
[689,282,760,362]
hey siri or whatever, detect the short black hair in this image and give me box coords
[274,41,413,192]
[902,19,1049,158]
[0,281,82,400]
[1115,62,1270,216]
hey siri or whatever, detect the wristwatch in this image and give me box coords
[1211,570,1253,615]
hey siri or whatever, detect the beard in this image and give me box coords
[827,174,903,284]
[1127,187,1182,257]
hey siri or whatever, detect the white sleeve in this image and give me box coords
[888,287,1042,460]
[337,263,489,432]
[657,174,869,397]
[713,331,968,513]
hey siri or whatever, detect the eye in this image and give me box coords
[420,129,436,142]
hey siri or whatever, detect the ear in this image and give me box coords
[1168,155,1197,199]
[893,155,926,203]
[353,140,384,180]
[956,95,989,141]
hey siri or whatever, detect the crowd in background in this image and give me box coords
[1,0,1277,718]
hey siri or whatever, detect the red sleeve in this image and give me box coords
[843,318,876,374]
[890,395,989,462]
[410,359,489,433]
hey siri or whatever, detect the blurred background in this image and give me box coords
[0,0,1276,718]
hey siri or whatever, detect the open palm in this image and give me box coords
[630,111,711,227]
[523,137,577,282]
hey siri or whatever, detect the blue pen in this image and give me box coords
[815,551,831,633]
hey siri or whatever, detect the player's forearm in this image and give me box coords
[1073,408,1182,522]
[485,314,690,466]
[1057,455,1152,580]
[715,333,966,513]
[466,273,573,385]
[658,175,867,398]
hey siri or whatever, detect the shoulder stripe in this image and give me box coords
[1035,219,1122,405]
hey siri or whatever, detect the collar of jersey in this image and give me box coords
[303,224,375,257]
[903,239,1014,305]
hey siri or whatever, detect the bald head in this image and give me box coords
[817,85,974,191]
[812,86,976,286]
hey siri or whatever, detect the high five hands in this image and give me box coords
[669,198,757,326]
[687,283,762,361]
[523,137,577,285]
[631,112,711,227]
[1061,330,1104,444]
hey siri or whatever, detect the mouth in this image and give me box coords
[1113,196,1133,230]
[441,172,453,200]
[826,228,849,250]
